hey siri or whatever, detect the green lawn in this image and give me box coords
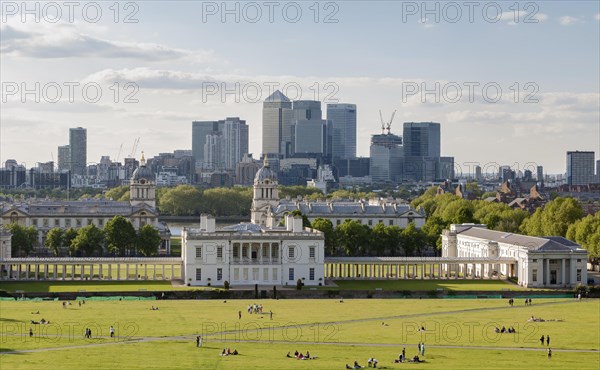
[329,279,528,291]
[0,281,207,293]
[0,298,597,369]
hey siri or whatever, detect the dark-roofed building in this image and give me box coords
[442,224,588,288]
[0,155,171,256]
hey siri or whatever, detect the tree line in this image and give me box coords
[6,216,161,257]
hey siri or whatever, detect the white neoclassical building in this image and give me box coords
[442,224,588,288]
[182,214,325,286]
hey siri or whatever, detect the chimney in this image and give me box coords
[286,214,294,231]
[205,215,216,233]
[200,214,207,230]
[292,216,303,233]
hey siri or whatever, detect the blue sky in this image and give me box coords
[1,0,599,175]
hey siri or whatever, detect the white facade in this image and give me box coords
[442,224,588,288]
[183,214,325,286]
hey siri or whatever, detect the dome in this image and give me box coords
[254,156,277,183]
[131,152,153,182]
[132,165,153,182]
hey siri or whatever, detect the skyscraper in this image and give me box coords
[290,100,327,157]
[69,127,87,176]
[192,121,219,165]
[566,151,595,185]
[402,122,442,181]
[327,104,357,160]
[193,118,248,171]
[262,90,292,157]
[370,133,403,183]
[57,145,70,172]
[537,166,544,185]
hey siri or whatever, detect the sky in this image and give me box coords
[1,0,599,175]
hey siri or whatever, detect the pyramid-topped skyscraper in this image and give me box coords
[262,90,292,157]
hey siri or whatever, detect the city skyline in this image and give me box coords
[1,1,599,174]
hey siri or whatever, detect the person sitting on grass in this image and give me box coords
[298,353,305,360]
[354,360,362,369]
[306,351,310,359]
[294,350,299,357]
[286,352,292,358]
[346,365,352,369]
[221,349,227,356]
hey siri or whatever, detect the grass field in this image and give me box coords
[1,298,598,369]
[0,280,204,293]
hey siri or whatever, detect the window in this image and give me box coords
[389,220,393,226]
[32,219,38,227]
[195,247,202,259]
[242,245,248,258]
[76,219,82,227]
[271,245,279,260]
[336,220,341,226]
[217,247,223,261]
[577,269,582,282]
[217,268,222,281]
[532,259,537,263]
[263,268,269,281]
[272,268,278,281]
[65,219,71,227]
[195,268,202,280]
[233,268,239,280]
[577,259,582,263]
[532,269,537,282]
[289,268,294,281]
[87,219,93,226]
[288,247,295,259]
[98,219,104,227]
[309,247,315,259]
[368,220,372,226]
[43,219,49,227]
[243,268,248,280]
[233,244,239,258]
[54,219,60,227]
[309,268,315,281]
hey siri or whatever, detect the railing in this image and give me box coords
[230,258,279,265]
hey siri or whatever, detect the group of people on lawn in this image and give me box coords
[495,326,516,333]
[286,350,316,360]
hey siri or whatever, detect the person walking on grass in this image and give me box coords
[546,335,550,346]
[540,335,544,345]
[238,311,242,320]
[110,326,115,338]
[548,348,552,359]
[421,343,425,356]
[196,336,200,347]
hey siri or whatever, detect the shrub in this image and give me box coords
[296,279,303,290]
[223,281,230,290]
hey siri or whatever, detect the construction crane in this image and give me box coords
[379,110,397,134]
[115,143,123,162]
[129,137,140,158]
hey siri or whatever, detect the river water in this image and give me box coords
[166,221,239,237]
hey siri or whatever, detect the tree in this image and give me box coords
[159,185,203,215]
[72,225,105,257]
[371,222,398,256]
[104,216,136,256]
[45,228,64,256]
[7,224,37,257]
[311,218,337,255]
[289,210,311,228]
[566,211,600,264]
[137,224,161,257]
[400,223,426,256]
[421,216,447,252]
[336,220,370,256]
[103,186,130,201]
[520,197,583,237]
[63,228,79,257]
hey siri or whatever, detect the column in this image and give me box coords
[171,264,175,280]
[545,259,550,286]
[144,264,147,280]
[153,264,156,280]
[44,264,48,279]
[561,259,565,286]
[90,265,94,280]
[126,264,130,280]
[162,264,165,280]
[455,264,459,279]
[117,264,121,280]
[99,264,103,280]
[135,264,139,280]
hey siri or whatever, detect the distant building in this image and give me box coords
[567,151,596,185]
[69,127,87,176]
[327,103,357,160]
[193,118,248,172]
[57,145,70,172]
[262,90,293,157]
[235,154,261,186]
[370,133,403,183]
[192,121,219,165]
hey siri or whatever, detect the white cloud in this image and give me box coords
[559,16,579,25]
[0,21,215,62]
